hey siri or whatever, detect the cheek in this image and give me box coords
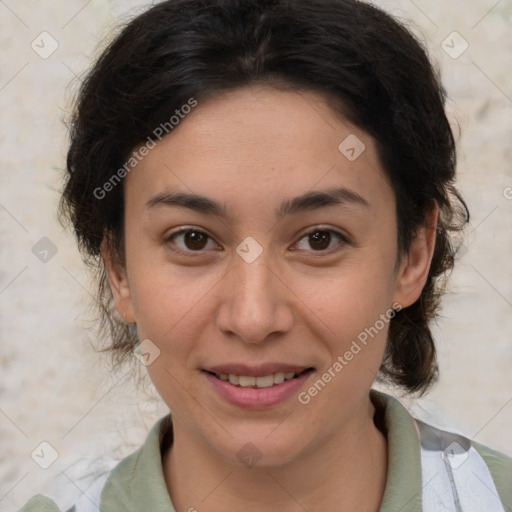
[126,254,221,352]
[299,256,394,333]
[128,265,215,404]
[292,257,396,387]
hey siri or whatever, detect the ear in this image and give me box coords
[392,201,439,309]
[101,239,136,323]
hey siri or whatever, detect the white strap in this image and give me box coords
[417,419,506,512]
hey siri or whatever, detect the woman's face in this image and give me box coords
[106,85,435,466]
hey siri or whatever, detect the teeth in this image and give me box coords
[273,372,285,384]
[217,371,302,388]
[255,375,274,388]
[239,375,256,387]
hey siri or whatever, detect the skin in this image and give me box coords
[103,85,438,512]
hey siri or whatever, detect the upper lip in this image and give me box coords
[204,363,313,377]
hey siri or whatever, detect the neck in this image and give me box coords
[163,399,387,512]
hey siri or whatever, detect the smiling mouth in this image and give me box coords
[204,368,315,389]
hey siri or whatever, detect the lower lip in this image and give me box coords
[203,370,314,409]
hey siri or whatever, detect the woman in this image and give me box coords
[20,0,511,510]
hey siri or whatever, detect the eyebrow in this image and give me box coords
[145,186,370,220]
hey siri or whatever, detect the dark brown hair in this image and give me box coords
[60,0,469,395]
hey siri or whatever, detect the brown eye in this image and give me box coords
[183,231,208,250]
[294,228,348,253]
[309,230,331,250]
[166,228,218,254]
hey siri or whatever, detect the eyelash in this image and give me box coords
[165,226,349,256]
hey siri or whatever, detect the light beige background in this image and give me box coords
[1,0,511,509]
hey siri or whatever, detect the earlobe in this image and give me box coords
[393,201,439,309]
[101,239,136,323]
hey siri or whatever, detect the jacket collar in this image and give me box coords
[100,390,424,511]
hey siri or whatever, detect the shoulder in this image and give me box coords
[472,438,512,504]
[17,456,119,512]
[415,415,512,511]
[371,390,511,511]
[17,415,173,512]
[18,494,62,512]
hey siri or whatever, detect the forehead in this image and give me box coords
[124,85,393,221]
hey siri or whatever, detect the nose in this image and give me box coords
[215,248,294,345]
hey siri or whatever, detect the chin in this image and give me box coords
[206,425,308,469]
